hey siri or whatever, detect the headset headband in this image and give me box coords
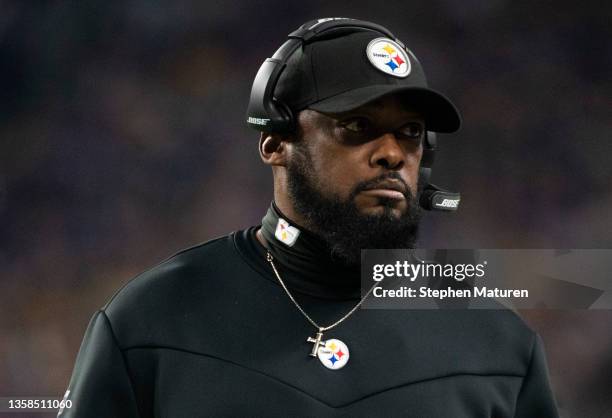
[288,18,400,44]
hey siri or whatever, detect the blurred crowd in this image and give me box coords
[1,1,611,416]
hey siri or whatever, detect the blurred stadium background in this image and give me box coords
[1,1,611,416]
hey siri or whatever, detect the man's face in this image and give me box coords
[285,94,425,265]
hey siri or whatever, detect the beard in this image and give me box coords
[286,144,422,267]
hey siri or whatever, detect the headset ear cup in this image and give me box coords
[247,53,299,134]
[272,99,295,133]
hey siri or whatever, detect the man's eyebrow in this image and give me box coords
[318,109,362,119]
[398,116,425,124]
[327,109,382,120]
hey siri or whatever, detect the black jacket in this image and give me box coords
[60,228,559,417]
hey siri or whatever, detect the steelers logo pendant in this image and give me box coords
[317,339,350,370]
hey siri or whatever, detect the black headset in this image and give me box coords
[246,18,401,133]
[246,18,461,212]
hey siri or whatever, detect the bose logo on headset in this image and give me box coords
[436,199,460,209]
[247,117,271,126]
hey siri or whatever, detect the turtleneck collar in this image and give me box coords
[254,201,361,299]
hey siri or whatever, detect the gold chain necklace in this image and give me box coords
[266,251,378,370]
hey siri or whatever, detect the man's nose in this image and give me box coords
[370,132,405,170]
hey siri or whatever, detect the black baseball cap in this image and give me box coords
[274,28,461,133]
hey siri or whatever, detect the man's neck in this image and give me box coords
[255,202,361,299]
[255,227,268,249]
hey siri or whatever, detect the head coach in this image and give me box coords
[60,18,559,417]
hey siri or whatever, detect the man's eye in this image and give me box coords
[341,118,369,133]
[398,123,423,139]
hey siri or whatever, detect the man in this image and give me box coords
[60,18,559,417]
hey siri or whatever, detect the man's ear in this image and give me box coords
[258,132,291,166]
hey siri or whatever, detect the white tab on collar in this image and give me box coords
[274,217,301,247]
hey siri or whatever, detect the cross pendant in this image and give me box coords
[306,329,325,357]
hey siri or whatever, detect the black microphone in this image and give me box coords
[420,183,461,211]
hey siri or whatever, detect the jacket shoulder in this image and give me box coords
[100,232,242,347]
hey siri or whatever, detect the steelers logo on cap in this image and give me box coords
[317,339,350,370]
[366,38,411,78]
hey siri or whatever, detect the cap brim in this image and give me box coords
[307,85,462,133]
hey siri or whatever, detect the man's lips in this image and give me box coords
[360,180,408,200]
[360,189,406,200]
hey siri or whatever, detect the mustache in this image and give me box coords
[352,172,412,198]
